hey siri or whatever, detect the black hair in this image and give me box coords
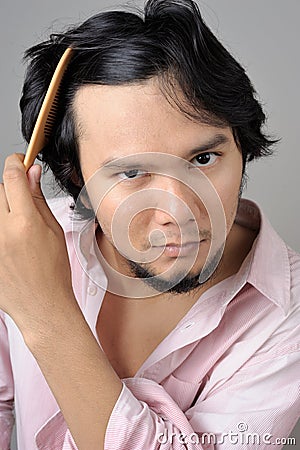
[20,0,278,218]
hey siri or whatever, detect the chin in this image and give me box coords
[127,260,212,295]
[127,244,224,294]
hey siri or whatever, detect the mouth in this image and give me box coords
[153,240,205,258]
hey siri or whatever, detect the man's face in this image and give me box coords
[73,78,243,294]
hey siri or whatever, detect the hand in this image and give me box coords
[0,154,75,338]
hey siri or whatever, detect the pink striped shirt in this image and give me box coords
[0,197,299,449]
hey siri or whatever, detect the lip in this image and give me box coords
[154,241,203,258]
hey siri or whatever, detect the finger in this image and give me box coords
[27,164,63,230]
[3,153,36,215]
[0,183,9,215]
[27,164,43,199]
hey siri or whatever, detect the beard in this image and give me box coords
[127,245,223,295]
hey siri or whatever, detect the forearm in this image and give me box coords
[23,296,123,450]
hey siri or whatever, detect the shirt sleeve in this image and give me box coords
[36,378,208,450]
[102,348,300,450]
[35,344,300,450]
[0,311,15,450]
[104,378,209,450]
[188,349,300,449]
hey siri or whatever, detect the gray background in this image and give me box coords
[1,0,299,448]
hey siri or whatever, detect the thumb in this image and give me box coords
[27,164,60,230]
[27,164,43,197]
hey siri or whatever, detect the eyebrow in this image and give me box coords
[188,133,230,158]
[101,133,230,170]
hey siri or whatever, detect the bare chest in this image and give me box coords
[95,294,192,379]
[96,315,163,379]
[95,289,202,379]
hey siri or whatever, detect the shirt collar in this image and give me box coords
[235,199,291,315]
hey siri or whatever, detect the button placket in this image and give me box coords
[87,285,98,296]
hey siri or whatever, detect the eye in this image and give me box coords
[191,152,219,167]
[118,169,147,180]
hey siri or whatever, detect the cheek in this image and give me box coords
[128,211,154,243]
[210,163,242,231]
[96,194,118,240]
[96,193,153,245]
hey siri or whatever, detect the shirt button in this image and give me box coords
[87,285,98,296]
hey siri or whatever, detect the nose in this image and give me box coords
[151,175,196,227]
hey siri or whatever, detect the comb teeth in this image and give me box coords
[24,47,73,172]
[44,93,60,138]
[43,68,68,139]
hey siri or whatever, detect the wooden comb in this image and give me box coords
[23,47,73,172]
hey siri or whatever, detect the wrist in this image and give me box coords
[20,290,84,353]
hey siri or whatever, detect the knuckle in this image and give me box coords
[3,166,23,181]
[5,153,24,163]
[32,194,45,202]
[15,153,25,161]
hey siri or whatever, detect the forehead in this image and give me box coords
[73,80,232,161]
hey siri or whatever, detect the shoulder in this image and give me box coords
[288,245,300,271]
[287,246,300,309]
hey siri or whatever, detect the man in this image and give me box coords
[0,0,299,448]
